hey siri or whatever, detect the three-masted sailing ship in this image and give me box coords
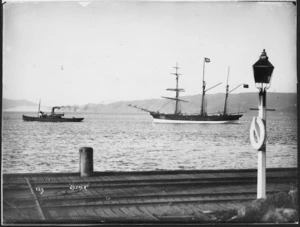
[129,58,247,123]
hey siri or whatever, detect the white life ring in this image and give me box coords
[249,117,266,150]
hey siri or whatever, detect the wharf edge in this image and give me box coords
[3,167,298,224]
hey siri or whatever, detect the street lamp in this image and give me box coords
[253,49,274,89]
[251,49,274,199]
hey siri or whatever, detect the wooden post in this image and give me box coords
[79,147,93,177]
[257,89,267,199]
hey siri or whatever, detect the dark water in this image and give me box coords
[2,111,297,173]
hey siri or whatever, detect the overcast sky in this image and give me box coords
[3,0,297,106]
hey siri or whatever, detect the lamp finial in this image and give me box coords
[260,49,268,60]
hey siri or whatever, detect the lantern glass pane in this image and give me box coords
[253,66,273,84]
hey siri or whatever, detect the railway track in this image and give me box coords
[3,169,297,188]
[3,168,297,223]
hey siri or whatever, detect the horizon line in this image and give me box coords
[3,91,297,106]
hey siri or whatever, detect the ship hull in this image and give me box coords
[22,115,84,122]
[150,113,242,124]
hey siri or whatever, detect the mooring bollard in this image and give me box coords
[79,147,93,177]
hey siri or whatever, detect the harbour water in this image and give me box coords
[2,111,297,173]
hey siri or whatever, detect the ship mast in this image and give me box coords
[37,99,41,117]
[223,66,230,115]
[200,58,209,116]
[174,63,180,114]
[200,58,221,116]
[162,63,187,114]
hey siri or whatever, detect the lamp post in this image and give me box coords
[252,49,274,199]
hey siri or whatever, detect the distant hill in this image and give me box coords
[2,99,54,112]
[2,99,41,112]
[99,92,297,114]
[2,99,36,109]
[2,92,297,114]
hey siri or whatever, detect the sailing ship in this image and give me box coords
[129,58,247,123]
[22,100,84,122]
